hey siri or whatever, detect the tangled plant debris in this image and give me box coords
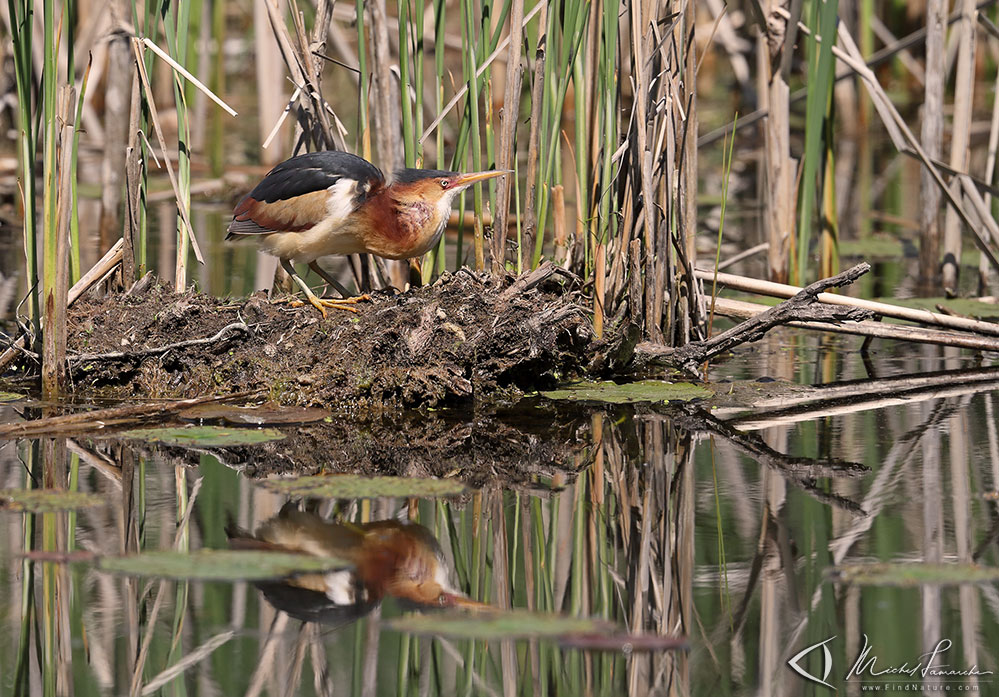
[18,263,609,411]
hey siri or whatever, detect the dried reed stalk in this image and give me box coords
[41,86,75,398]
[491,0,526,272]
[919,0,946,287]
[941,0,978,294]
[521,30,547,272]
[99,30,132,255]
[694,266,999,336]
[760,4,794,284]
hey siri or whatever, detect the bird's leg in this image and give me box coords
[307,261,355,299]
[307,261,372,308]
[407,258,423,288]
[280,259,364,317]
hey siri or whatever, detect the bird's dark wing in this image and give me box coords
[227,151,385,237]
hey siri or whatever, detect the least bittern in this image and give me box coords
[227,505,485,624]
[227,151,510,316]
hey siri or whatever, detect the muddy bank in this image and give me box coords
[28,266,613,411]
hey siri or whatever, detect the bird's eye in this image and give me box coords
[437,594,449,606]
[440,179,450,189]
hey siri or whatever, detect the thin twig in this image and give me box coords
[263,87,302,149]
[142,37,237,117]
[69,322,249,366]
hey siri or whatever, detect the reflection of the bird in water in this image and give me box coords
[227,504,485,626]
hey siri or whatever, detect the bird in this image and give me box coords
[227,150,510,317]
[227,504,486,624]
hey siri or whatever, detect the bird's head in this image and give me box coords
[361,521,489,611]
[389,168,511,210]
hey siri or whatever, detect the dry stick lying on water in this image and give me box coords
[0,391,264,439]
[694,266,999,337]
[651,263,874,374]
[710,297,999,353]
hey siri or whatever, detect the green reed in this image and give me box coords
[796,0,840,285]
[7,0,39,336]
[164,0,194,291]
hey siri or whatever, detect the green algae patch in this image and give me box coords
[118,425,286,447]
[541,380,712,404]
[0,489,106,513]
[388,609,612,641]
[259,474,468,499]
[97,549,350,581]
[829,562,999,586]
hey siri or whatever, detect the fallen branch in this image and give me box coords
[693,266,999,337]
[498,261,576,302]
[0,391,263,439]
[651,263,873,373]
[710,296,999,352]
[69,322,250,369]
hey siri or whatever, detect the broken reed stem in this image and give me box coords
[124,69,142,284]
[919,0,946,287]
[552,184,567,266]
[522,33,546,272]
[593,240,605,338]
[141,37,237,117]
[760,27,793,284]
[42,86,75,398]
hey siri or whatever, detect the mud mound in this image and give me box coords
[57,265,599,411]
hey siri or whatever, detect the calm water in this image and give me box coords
[1,329,998,696]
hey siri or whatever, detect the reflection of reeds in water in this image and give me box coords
[6,378,999,692]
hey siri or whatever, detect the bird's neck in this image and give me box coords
[391,194,449,256]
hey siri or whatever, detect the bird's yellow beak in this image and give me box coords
[453,170,512,189]
[443,592,491,611]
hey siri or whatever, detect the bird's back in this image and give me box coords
[227,150,385,238]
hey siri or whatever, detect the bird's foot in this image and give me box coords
[289,294,371,318]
